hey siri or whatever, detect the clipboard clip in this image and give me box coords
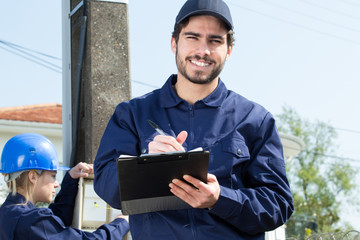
[137,152,188,164]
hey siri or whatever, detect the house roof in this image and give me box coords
[0,103,62,124]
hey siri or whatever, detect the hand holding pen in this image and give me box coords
[147,119,188,153]
[147,120,168,136]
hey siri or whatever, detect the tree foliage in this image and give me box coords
[276,106,358,238]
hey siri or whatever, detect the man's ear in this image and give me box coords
[28,170,38,184]
[226,45,233,61]
[171,37,177,55]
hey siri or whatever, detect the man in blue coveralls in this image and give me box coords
[94,0,294,239]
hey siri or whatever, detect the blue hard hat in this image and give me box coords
[0,133,70,174]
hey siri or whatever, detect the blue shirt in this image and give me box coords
[94,75,294,240]
[0,172,129,240]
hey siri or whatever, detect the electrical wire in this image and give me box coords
[276,116,360,135]
[132,80,159,89]
[0,41,61,70]
[284,145,360,163]
[255,0,360,33]
[334,127,360,135]
[0,41,159,88]
[312,152,360,164]
[336,0,360,8]
[0,40,62,74]
[227,1,360,46]
[0,40,61,61]
[297,0,360,21]
[0,44,62,74]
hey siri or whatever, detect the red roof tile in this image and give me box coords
[0,103,62,124]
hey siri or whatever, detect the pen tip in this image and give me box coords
[147,119,157,128]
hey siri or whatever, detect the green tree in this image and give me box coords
[276,106,358,238]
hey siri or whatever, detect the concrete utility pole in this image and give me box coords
[67,0,131,165]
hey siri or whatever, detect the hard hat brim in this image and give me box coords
[57,165,70,171]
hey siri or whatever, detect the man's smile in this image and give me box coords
[190,59,211,67]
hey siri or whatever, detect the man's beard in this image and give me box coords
[175,51,225,85]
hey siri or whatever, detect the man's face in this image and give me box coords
[171,15,233,85]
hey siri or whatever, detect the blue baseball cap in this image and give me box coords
[175,0,233,30]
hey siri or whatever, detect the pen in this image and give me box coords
[147,120,167,136]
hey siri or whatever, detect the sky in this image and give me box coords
[1,0,360,230]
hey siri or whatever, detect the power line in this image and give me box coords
[0,45,62,74]
[227,1,360,46]
[0,40,62,74]
[313,152,360,164]
[285,145,360,163]
[0,40,61,61]
[280,120,360,136]
[334,127,360,135]
[256,0,360,33]
[132,80,159,89]
[336,0,360,8]
[0,40,62,70]
[297,0,360,21]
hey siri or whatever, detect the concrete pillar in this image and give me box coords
[70,0,131,164]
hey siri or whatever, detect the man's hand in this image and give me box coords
[148,130,220,208]
[169,173,220,209]
[69,162,94,179]
[148,130,188,153]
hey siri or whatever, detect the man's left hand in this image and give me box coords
[169,173,220,209]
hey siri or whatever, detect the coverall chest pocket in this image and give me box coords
[209,132,250,187]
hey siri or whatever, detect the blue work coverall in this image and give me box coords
[0,172,129,240]
[94,75,294,240]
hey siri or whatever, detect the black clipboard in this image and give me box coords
[116,150,209,215]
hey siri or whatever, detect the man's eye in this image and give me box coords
[210,40,222,44]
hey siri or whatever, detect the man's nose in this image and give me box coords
[196,40,211,56]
